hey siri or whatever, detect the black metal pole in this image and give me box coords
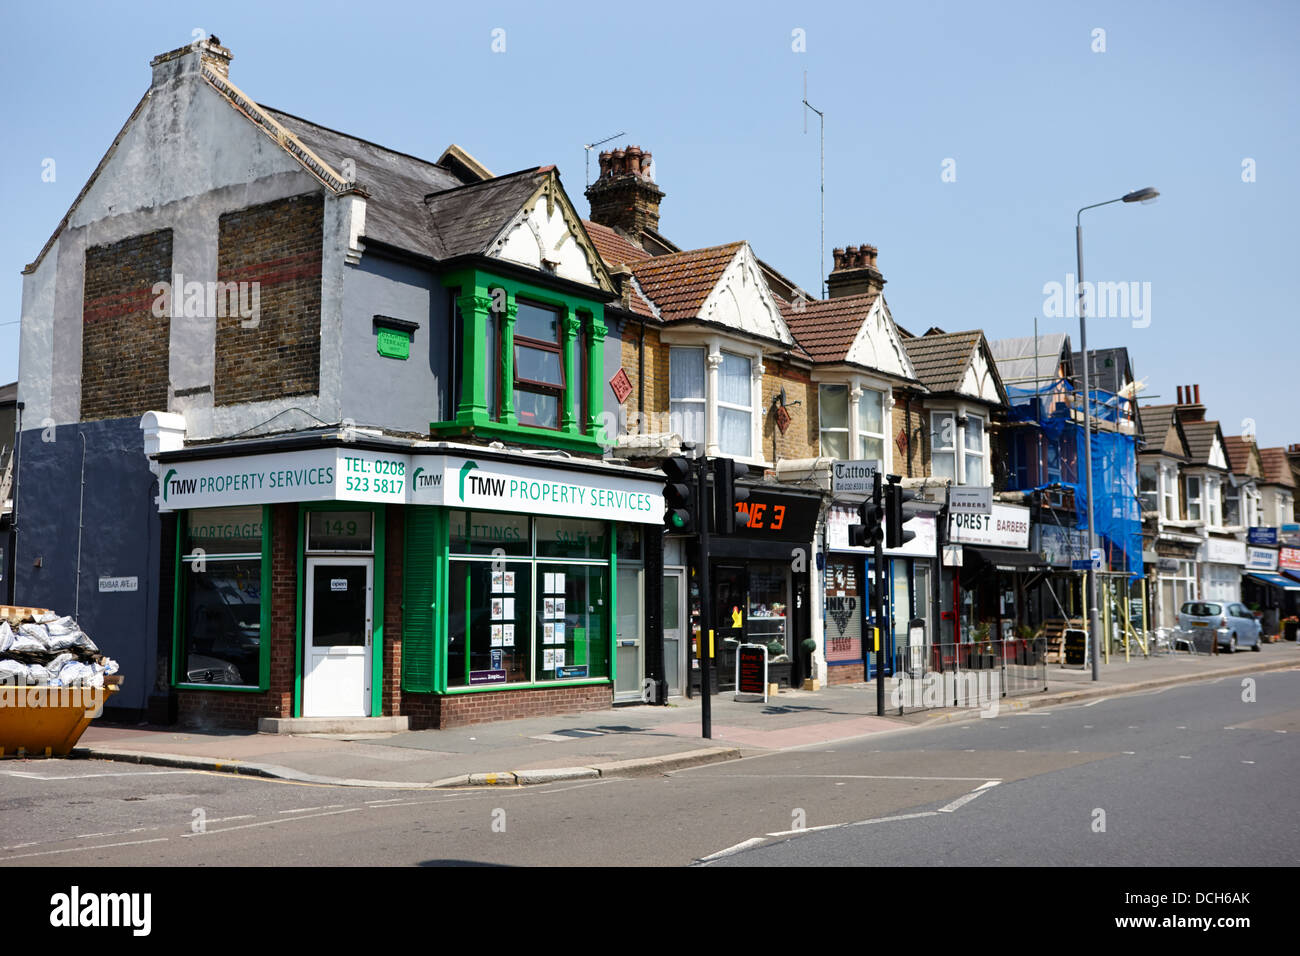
[697,457,712,739]
[874,471,885,717]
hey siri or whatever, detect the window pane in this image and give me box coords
[933,450,956,481]
[515,389,559,429]
[186,506,263,556]
[515,345,563,386]
[965,416,984,453]
[720,408,751,458]
[821,430,848,460]
[931,413,955,451]
[537,564,608,680]
[670,348,705,400]
[965,453,985,486]
[859,389,883,434]
[449,511,530,556]
[719,352,751,407]
[307,511,373,552]
[515,299,560,343]
[819,385,848,431]
[670,400,704,445]
[859,435,884,461]
[182,558,262,686]
[448,560,534,686]
[536,517,608,559]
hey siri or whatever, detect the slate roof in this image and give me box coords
[420,167,554,260]
[902,330,985,395]
[1182,420,1223,466]
[779,292,880,363]
[264,107,468,255]
[1259,447,1296,488]
[1140,404,1183,456]
[989,333,1072,387]
[1071,347,1133,395]
[628,242,744,323]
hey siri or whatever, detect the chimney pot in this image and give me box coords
[1193,384,1201,404]
[625,145,642,176]
[585,143,665,235]
[1176,386,1183,404]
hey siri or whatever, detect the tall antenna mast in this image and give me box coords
[802,72,825,298]
[584,130,626,187]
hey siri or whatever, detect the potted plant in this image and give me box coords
[970,623,994,668]
[1283,616,1299,642]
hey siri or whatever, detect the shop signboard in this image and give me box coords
[1246,547,1278,571]
[1063,627,1089,668]
[826,505,937,557]
[1199,537,1247,566]
[1280,547,1300,572]
[734,643,768,701]
[831,460,881,497]
[158,448,665,524]
[1035,524,1089,567]
[947,503,1031,549]
[948,486,992,515]
[823,560,863,664]
[1247,527,1278,546]
[98,576,138,592]
[732,490,821,541]
[468,670,507,685]
[1282,524,1300,546]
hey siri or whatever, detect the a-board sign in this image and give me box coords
[1063,628,1089,668]
[735,643,768,701]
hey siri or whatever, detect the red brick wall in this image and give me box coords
[402,683,613,730]
[177,504,298,729]
[382,506,404,717]
[81,228,173,420]
[214,192,323,405]
[826,663,866,686]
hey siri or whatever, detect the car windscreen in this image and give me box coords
[1181,602,1222,616]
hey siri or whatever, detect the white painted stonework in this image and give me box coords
[958,347,1002,403]
[844,297,918,380]
[1208,436,1228,470]
[698,244,793,345]
[491,178,610,291]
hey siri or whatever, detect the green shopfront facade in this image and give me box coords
[156,436,664,729]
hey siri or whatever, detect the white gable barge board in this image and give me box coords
[844,298,919,382]
[156,448,665,523]
[698,244,794,346]
[490,176,613,291]
[958,347,1004,404]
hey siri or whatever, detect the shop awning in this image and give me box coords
[962,547,1051,574]
[1245,572,1300,592]
[1281,569,1300,585]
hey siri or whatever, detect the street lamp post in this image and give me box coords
[1076,186,1159,681]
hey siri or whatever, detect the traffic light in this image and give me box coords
[885,478,921,549]
[713,457,750,534]
[662,456,695,531]
[848,497,884,548]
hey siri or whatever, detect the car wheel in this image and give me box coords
[1229,634,1237,653]
[1252,640,1261,651]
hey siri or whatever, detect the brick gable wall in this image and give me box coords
[81,229,173,421]
[214,192,324,405]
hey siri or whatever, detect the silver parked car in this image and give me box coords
[1177,601,1262,653]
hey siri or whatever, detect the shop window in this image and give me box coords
[718,352,752,458]
[514,299,564,430]
[177,505,267,688]
[670,347,706,445]
[819,384,849,459]
[536,516,608,559]
[449,559,534,685]
[858,388,885,461]
[536,564,609,681]
[449,511,530,557]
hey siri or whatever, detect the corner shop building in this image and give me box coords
[156,431,664,729]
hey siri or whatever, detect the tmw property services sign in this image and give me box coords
[158,449,664,525]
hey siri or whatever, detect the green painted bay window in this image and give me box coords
[173,505,271,690]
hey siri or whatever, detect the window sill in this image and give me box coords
[430,417,607,455]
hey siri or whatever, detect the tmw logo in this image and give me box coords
[460,460,506,499]
[458,461,479,501]
[49,886,151,936]
[412,466,442,491]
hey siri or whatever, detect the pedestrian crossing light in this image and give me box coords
[663,456,695,531]
[885,478,920,549]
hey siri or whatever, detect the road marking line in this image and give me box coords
[279,804,345,814]
[182,807,360,836]
[938,781,1000,813]
[765,823,842,838]
[1083,699,1108,707]
[1123,751,1136,755]
[0,769,195,781]
[706,773,1003,782]
[1179,755,1191,759]
[697,837,768,863]
[849,810,940,826]
[1242,760,1255,764]
[1,837,169,862]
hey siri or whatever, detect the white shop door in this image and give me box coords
[303,557,373,717]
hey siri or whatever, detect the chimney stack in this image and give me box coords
[585,144,665,238]
[826,243,885,299]
[150,35,233,88]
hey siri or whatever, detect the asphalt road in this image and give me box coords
[2,670,1296,867]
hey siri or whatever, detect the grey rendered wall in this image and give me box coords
[12,418,160,713]
[339,254,449,432]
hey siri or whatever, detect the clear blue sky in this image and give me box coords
[3,1,1297,448]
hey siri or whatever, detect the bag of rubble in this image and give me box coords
[0,621,13,653]
[0,658,27,683]
[11,623,50,654]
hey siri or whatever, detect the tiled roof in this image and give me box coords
[902,330,982,394]
[1259,447,1296,488]
[1222,435,1256,475]
[628,242,744,323]
[779,292,881,363]
[264,107,467,256]
[1182,420,1221,465]
[421,167,550,260]
[583,220,648,269]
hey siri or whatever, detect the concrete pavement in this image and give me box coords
[69,640,1300,788]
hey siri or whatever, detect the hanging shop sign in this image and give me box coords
[948,486,992,515]
[1199,538,1247,566]
[947,503,1031,549]
[731,490,821,541]
[157,449,664,524]
[826,504,937,557]
[831,460,882,497]
[1279,547,1300,572]
[1247,527,1278,546]
[1246,547,1278,571]
[1035,524,1089,567]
